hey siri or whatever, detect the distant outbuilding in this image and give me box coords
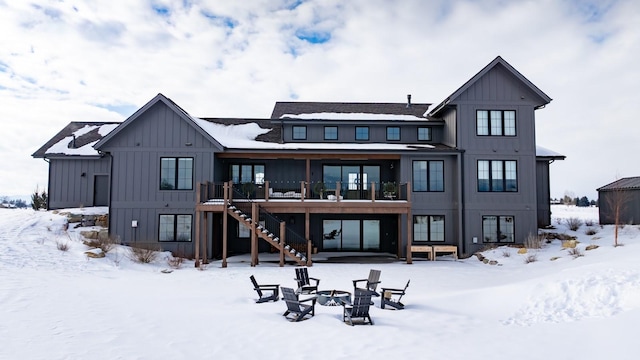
[597,176,640,225]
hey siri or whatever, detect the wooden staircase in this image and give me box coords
[227,203,309,266]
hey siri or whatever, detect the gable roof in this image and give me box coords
[428,56,552,117]
[32,122,120,158]
[271,101,431,120]
[597,177,640,191]
[94,93,225,151]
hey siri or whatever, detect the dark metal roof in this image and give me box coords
[271,101,431,119]
[32,121,120,158]
[597,177,640,191]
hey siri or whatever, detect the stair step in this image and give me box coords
[234,210,241,214]
[228,206,236,210]
[284,245,290,250]
[272,237,279,242]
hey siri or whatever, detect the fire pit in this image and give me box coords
[316,290,351,306]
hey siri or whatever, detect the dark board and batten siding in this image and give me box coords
[452,64,541,253]
[48,157,111,209]
[100,102,218,257]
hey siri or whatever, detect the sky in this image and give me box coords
[2,205,640,359]
[1,0,639,200]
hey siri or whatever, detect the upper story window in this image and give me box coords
[476,110,516,136]
[482,215,514,243]
[355,126,369,141]
[414,215,445,242]
[292,125,307,140]
[159,214,192,242]
[386,126,400,141]
[412,160,444,192]
[417,127,431,141]
[160,157,193,190]
[477,160,517,192]
[324,126,338,140]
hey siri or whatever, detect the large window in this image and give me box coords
[412,160,444,192]
[418,127,431,141]
[414,215,445,242]
[230,164,265,184]
[323,165,380,195]
[324,126,338,140]
[160,157,193,190]
[386,126,400,141]
[476,110,516,136]
[159,214,192,242]
[355,126,369,141]
[477,160,517,192]
[482,216,514,243]
[292,126,307,140]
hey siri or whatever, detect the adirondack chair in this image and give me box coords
[249,275,279,303]
[343,288,373,325]
[281,287,316,322]
[380,279,410,310]
[294,267,320,294]
[352,269,381,297]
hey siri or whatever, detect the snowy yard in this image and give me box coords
[1,205,639,359]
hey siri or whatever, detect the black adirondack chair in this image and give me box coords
[380,279,410,310]
[342,288,373,325]
[352,269,381,297]
[294,267,320,294]
[281,287,316,322]
[249,275,279,303]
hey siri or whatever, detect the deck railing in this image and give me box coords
[199,180,409,202]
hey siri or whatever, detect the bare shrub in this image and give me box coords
[584,219,595,227]
[502,248,511,258]
[56,240,70,252]
[566,217,583,231]
[166,253,185,269]
[585,227,598,236]
[128,243,161,263]
[84,236,118,254]
[567,247,584,259]
[524,233,543,249]
[524,254,538,264]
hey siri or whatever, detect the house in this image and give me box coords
[33,56,564,266]
[597,177,640,225]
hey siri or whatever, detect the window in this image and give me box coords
[324,126,338,140]
[386,126,400,141]
[412,160,444,192]
[355,126,369,141]
[159,215,192,242]
[418,127,431,141]
[414,215,445,242]
[230,164,265,185]
[482,216,514,243]
[160,157,193,190]
[292,126,307,140]
[476,110,516,136]
[477,160,517,192]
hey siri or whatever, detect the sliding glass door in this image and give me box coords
[322,219,380,251]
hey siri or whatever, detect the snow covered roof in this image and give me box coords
[271,101,431,120]
[32,122,120,158]
[536,146,565,159]
[194,118,438,151]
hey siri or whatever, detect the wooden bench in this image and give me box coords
[432,245,458,260]
[410,245,433,260]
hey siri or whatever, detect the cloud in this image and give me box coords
[0,0,639,199]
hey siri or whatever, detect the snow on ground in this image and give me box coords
[1,205,639,359]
